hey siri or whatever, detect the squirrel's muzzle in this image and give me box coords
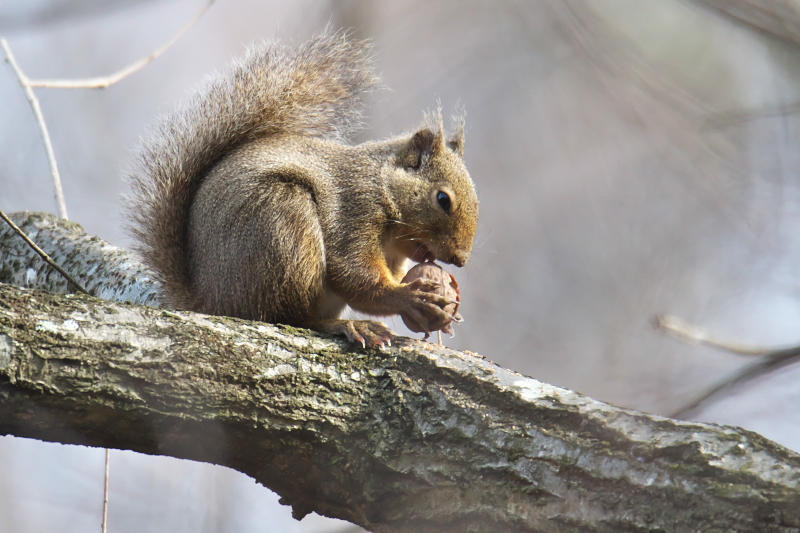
[452,250,470,267]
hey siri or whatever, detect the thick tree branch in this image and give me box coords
[0,212,160,305]
[1,213,799,532]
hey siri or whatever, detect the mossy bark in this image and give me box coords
[0,282,798,532]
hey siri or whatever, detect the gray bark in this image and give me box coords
[1,213,799,532]
[0,211,161,306]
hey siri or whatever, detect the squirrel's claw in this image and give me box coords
[314,319,395,350]
[343,321,367,348]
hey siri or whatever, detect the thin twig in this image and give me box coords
[1,0,214,220]
[668,350,800,419]
[0,208,88,294]
[1,39,68,219]
[102,448,110,533]
[5,6,213,530]
[25,0,216,89]
[653,314,800,418]
[654,314,783,356]
[703,103,800,131]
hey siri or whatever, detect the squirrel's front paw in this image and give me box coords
[394,279,460,336]
[396,264,462,338]
[314,319,394,349]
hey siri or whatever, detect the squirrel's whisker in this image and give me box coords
[388,219,422,230]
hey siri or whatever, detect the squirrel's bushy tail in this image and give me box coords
[125,31,378,309]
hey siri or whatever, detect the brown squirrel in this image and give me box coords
[126,31,478,347]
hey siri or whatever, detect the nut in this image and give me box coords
[400,262,461,337]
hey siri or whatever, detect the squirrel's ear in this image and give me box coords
[422,104,446,157]
[401,128,439,169]
[448,134,464,158]
[448,111,465,157]
[412,128,438,154]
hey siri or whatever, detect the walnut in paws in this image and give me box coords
[400,262,462,338]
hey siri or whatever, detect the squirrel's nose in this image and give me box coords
[453,250,470,267]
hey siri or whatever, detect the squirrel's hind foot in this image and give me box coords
[313,319,394,349]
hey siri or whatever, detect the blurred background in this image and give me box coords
[2,0,800,531]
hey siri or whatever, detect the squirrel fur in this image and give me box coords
[126,31,478,347]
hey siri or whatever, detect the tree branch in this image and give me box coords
[655,314,800,418]
[24,0,216,89]
[0,208,88,294]
[0,211,160,306]
[1,40,68,219]
[1,213,799,532]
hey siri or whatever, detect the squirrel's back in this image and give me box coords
[126,32,379,309]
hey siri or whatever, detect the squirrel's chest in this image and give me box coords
[382,240,411,282]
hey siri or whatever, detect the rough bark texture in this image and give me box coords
[0,282,799,532]
[0,211,161,306]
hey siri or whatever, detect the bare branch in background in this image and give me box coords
[1,39,68,219]
[0,0,215,219]
[655,314,792,356]
[25,0,216,89]
[654,314,800,417]
[102,449,109,533]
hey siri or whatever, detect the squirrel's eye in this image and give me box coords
[436,191,451,214]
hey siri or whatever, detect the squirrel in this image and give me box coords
[126,31,478,348]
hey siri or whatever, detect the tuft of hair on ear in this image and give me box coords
[423,102,446,156]
[449,106,466,157]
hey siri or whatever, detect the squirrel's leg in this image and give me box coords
[190,178,395,347]
[326,243,458,336]
[307,278,395,348]
[189,180,330,326]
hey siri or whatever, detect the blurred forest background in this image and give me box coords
[3,0,800,531]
